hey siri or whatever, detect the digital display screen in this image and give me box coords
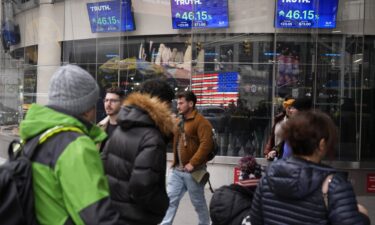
[275,0,339,28]
[171,0,229,29]
[87,0,135,33]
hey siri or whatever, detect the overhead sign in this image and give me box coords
[171,0,229,29]
[87,0,135,33]
[275,0,339,28]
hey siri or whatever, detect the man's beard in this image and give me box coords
[106,108,119,116]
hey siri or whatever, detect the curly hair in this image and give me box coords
[139,79,175,103]
[238,156,262,179]
[281,110,338,156]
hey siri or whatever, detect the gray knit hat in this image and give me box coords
[48,64,99,115]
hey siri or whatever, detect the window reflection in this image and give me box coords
[5,34,374,161]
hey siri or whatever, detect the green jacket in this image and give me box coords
[20,104,119,225]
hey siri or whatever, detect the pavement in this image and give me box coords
[1,144,374,224]
[172,190,375,225]
[172,189,214,225]
[1,154,374,224]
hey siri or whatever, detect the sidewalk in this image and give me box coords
[170,189,375,224]
[173,189,213,225]
[1,154,374,223]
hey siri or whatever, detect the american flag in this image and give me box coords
[192,72,239,106]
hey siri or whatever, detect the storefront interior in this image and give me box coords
[1,0,375,162]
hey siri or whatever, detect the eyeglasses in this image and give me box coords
[104,99,120,104]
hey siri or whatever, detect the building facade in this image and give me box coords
[1,0,375,200]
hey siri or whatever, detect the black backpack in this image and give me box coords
[0,136,40,225]
[0,126,83,225]
[207,128,219,161]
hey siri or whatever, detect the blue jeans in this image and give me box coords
[160,169,210,225]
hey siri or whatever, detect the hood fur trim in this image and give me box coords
[124,92,175,136]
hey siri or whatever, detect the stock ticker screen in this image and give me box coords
[275,0,339,29]
[171,0,229,29]
[87,0,135,33]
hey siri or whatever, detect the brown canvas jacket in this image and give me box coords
[172,109,214,168]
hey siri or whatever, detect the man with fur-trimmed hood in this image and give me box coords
[102,79,175,225]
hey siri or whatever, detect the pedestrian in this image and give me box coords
[250,110,370,225]
[210,156,261,225]
[288,96,312,117]
[102,79,175,225]
[264,96,295,160]
[19,64,119,225]
[265,97,312,160]
[161,91,214,225]
[97,86,124,152]
[279,97,312,159]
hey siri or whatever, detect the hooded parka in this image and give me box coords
[102,93,175,225]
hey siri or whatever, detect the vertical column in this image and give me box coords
[233,44,239,72]
[252,42,259,71]
[37,0,60,105]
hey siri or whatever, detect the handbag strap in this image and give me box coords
[322,174,334,208]
[208,178,214,193]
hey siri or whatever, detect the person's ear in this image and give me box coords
[189,101,194,108]
[82,110,90,118]
[318,138,327,156]
[81,106,96,123]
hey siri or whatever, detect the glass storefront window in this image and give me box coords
[1,0,375,162]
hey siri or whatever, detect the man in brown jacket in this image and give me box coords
[161,91,213,225]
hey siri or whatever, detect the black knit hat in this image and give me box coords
[291,97,312,111]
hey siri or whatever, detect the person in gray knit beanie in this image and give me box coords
[18,64,120,224]
[48,64,99,116]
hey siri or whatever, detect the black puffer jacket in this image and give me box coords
[102,93,175,225]
[210,184,256,225]
[251,157,370,225]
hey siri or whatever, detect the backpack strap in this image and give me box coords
[38,126,84,145]
[22,126,84,159]
[8,137,40,161]
[8,139,22,160]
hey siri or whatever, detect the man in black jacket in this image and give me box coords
[102,79,175,225]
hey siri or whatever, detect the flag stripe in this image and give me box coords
[192,72,239,106]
